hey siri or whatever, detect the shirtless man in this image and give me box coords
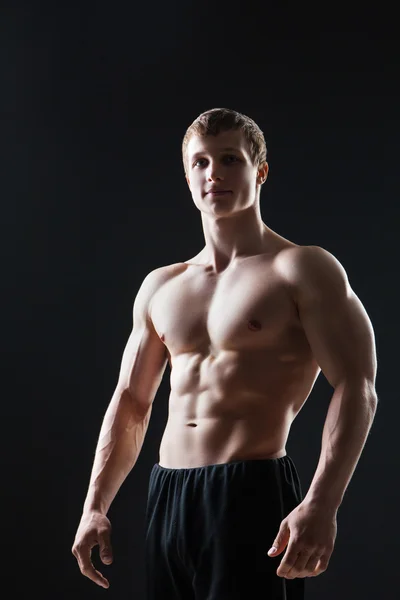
[72,108,378,599]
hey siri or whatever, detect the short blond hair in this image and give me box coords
[182,107,267,178]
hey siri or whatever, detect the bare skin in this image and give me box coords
[154,230,320,468]
[154,129,319,467]
[72,128,377,587]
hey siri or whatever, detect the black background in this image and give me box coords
[3,2,398,598]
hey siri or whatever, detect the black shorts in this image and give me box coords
[145,455,305,599]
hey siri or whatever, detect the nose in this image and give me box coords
[206,163,224,182]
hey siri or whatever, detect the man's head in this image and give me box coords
[182,108,269,216]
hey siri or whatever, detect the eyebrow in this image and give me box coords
[190,147,242,160]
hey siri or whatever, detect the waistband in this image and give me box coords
[154,454,290,474]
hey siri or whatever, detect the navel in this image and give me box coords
[247,319,262,331]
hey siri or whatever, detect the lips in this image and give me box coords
[208,190,231,194]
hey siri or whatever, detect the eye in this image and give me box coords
[193,158,206,167]
[193,155,239,168]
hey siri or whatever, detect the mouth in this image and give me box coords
[208,190,232,195]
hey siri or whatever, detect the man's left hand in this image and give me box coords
[268,500,338,579]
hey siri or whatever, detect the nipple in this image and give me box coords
[247,319,262,331]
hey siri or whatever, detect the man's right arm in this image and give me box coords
[72,266,170,587]
[82,267,170,515]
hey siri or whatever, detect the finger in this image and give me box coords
[276,550,300,577]
[78,545,110,588]
[310,554,330,576]
[269,521,290,557]
[99,531,113,564]
[303,553,321,576]
[285,548,314,577]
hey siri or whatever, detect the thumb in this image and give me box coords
[268,520,290,557]
[99,533,113,564]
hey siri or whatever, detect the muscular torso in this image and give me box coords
[150,233,321,468]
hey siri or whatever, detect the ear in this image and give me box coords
[258,161,269,183]
[186,176,191,190]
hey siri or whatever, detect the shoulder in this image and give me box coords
[140,262,186,291]
[134,263,186,324]
[277,244,349,275]
[274,244,351,300]
[138,262,187,301]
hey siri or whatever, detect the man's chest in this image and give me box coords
[150,261,300,357]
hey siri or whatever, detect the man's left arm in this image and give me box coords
[293,246,378,509]
[269,245,378,578]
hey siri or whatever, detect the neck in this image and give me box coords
[199,204,270,273]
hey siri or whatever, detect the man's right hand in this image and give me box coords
[72,511,113,589]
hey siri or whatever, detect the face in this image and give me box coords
[185,129,268,215]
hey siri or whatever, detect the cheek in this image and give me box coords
[236,173,255,190]
[235,167,252,181]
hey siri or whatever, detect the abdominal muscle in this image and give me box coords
[158,351,308,469]
[159,411,290,469]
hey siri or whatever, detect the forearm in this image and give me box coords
[83,388,152,515]
[303,380,378,511]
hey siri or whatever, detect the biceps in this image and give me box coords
[300,291,377,387]
[117,325,168,413]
